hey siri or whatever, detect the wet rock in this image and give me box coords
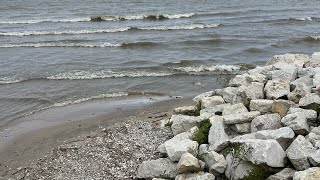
[251,113,282,132]
[249,99,273,114]
[223,111,261,125]
[286,135,316,171]
[281,113,310,135]
[293,167,320,180]
[208,116,230,152]
[201,96,225,109]
[266,168,296,180]
[137,158,178,179]
[177,152,204,173]
[265,80,290,100]
[175,172,216,180]
[222,103,248,116]
[271,100,297,118]
[203,151,227,175]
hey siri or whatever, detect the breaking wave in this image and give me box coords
[171,64,240,73]
[0,42,121,48]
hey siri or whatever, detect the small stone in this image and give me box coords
[264,80,290,100]
[249,99,273,114]
[177,152,203,173]
[251,113,282,132]
[293,167,320,180]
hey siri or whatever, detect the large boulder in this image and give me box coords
[222,103,248,116]
[313,72,320,87]
[287,108,318,126]
[305,52,320,67]
[288,83,310,104]
[200,103,231,117]
[201,96,225,109]
[203,151,227,175]
[164,138,199,162]
[264,80,290,100]
[249,99,273,114]
[208,116,229,152]
[137,158,178,179]
[266,168,296,180]
[177,152,204,173]
[299,93,320,111]
[230,123,251,134]
[281,113,310,135]
[175,106,199,116]
[290,76,313,91]
[171,115,206,135]
[266,53,310,68]
[225,153,255,180]
[229,74,251,87]
[286,135,316,171]
[250,113,282,132]
[223,111,261,125]
[271,100,297,118]
[248,65,274,79]
[293,167,320,180]
[308,149,320,167]
[271,62,298,82]
[193,91,214,104]
[232,83,265,106]
[222,87,238,103]
[306,126,320,149]
[175,172,216,180]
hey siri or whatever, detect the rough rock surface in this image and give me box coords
[293,167,320,180]
[137,158,178,179]
[177,152,204,173]
[208,116,229,152]
[222,103,248,116]
[266,168,296,180]
[164,138,199,162]
[223,111,261,125]
[250,113,282,132]
[175,172,216,180]
[264,80,290,100]
[272,100,297,118]
[266,53,310,68]
[281,113,310,135]
[201,96,225,109]
[299,93,320,109]
[171,115,206,135]
[203,151,227,175]
[249,99,273,114]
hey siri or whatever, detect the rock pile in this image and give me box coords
[137,53,320,180]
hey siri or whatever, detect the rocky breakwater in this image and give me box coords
[136,52,320,180]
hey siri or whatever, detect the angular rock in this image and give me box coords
[193,91,214,104]
[201,96,225,109]
[245,73,268,84]
[231,127,295,150]
[225,153,254,180]
[175,106,199,115]
[314,73,320,87]
[177,152,204,173]
[264,80,290,100]
[175,172,216,180]
[222,87,238,103]
[232,85,250,106]
[164,138,199,162]
[249,99,273,114]
[266,168,295,180]
[288,108,318,126]
[200,103,231,117]
[290,76,313,91]
[244,82,265,100]
[293,167,320,180]
[171,115,206,135]
[203,151,227,175]
[223,111,261,125]
[266,53,310,68]
[251,113,282,132]
[208,116,229,152]
[286,135,316,171]
[229,74,251,87]
[271,100,297,118]
[248,65,274,79]
[288,83,310,103]
[299,93,320,110]
[199,144,209,155]
[272,63,298,82]
[137,158,178,179]
[308,149,320,167]
[230,123,251,134]
[306,127,320,149]
[222,103,248,116]
[298,67,320,78]
[281,113,310,135]
[305,52,320,67]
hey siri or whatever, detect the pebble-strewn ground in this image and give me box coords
[9,117,172,179]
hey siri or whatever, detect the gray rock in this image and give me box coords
[175,172,216,180]
[272,63,298,82]
[229,74,251,87]
[152,178,170,180]
[251,113,282,133]
[137,158,178,179]
[171,115,206,135]
[244,82,265,100]
[286,135,316,171]
[175,106,199,115]
[308,149,320,167]
[305,52,320,68]
[288,83,310,103]
[193,91,214,105]
[164,138,199,162]
[266,53,310,68]
[266,168,296,180]
[199,144,209,155]
[222,103,248,116]
[222,87,238,103]
[203,151,227,175]
[177,152,204,173]
[249,99,273,114]
[288,108,318,126]
[230,123,251,134]
[281,113,310,135]
[298,67,320,78]
[225,153,254,180]
[265,80,290,100]
[201,96,225,109]
[272,100,297,118]
[200,103,231,117]
[293,167,320,180]
[245,73,268,84]
[232,85,250,106]
[231,127,295,151]
[248,65,274,79]
[208,116,230,152]
[306,126,320,149]
[299,93,320,109]
[223,111,261,125]
[290,76,313,91]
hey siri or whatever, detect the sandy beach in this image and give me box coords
[0,95,191,179]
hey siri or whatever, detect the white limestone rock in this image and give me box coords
[137,158,178,179]
[266,168,296,180]
[229,74,251,87]
[198,144,209,155]
[223,111,261,125]
[286,135,316,171]
[245,82,265,100]
[248,65,274,79]
[288,83,310,103]
[293,167,320,180]
[271,100,297,118]
[299,93,320,109]
[201,96,225,109]
[281,113,310,135]
[288,108,318,126]
[222,87,238,103]
[193,91,214,105]
[170,115,206,135]
[290,76,313,91]
[249,99,273,114]
[222,103,248,116]
[230,123,251,134]
[251,113,282,133]
[308,149,320,167]
[203,151,227,175]
[225,153,254,180]
[306,127,320,149]
[200,103,231,117]
[264,80,290,100]
[177,152,204,173]
[266,53,310,68]
[175,106,199,115]
[298,67,320,78]
[208,116,230,152]
[175,172,216,180]
[272,62,298,82]
[164,138,199,162]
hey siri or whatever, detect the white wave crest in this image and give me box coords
[0,42,121,48]
[162,13,195,19]
[53,92,129,107]
[47,70,172,80]
[0,18,91,24]
[0,27,130,36]
[172,65,240,73]
[140,23,220,31]
[309,36,320,40]
[291,17,312,21]
[0,77,23,85]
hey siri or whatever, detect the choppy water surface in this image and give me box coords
[0,0,320,124]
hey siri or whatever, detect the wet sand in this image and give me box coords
[0,95,192,177]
